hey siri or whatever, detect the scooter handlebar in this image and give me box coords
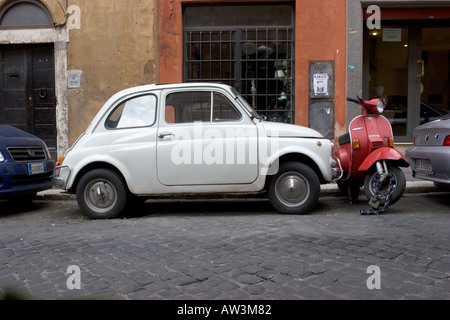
[347,97,362,103]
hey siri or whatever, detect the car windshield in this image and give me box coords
[231,87,261,120]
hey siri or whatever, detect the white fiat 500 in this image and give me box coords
[54,83,337,218]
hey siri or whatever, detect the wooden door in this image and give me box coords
[0,43,56,156]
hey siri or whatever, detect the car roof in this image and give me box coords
[103,82,233,106]
[119,82,230,94]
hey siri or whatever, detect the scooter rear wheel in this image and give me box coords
[363,165,406,206]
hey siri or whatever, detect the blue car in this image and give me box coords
[0,124,55,202]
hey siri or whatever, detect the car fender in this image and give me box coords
[261,138,334,182]
[358,147,409,172]
[65,153,135,191]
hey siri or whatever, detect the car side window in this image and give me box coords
[165,91,211,123]
[213,92,241,121]
[106,94,157,129]
[165,91,240,124]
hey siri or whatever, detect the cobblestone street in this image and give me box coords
[1,191,449,300]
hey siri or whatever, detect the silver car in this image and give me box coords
[406,118,450,187]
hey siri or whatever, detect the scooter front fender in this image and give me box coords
[358,147,409,172]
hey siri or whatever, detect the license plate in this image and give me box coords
[414,159,434,173]
[28,162,47,175]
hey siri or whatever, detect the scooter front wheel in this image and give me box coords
[363,165,406,206]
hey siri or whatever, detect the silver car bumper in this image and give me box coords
[53,165,72,190]
[406,146,450,184]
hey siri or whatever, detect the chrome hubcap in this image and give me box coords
[84,179,117,213]
[275,172,310,207]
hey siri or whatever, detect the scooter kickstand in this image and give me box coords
[347,185,353,204]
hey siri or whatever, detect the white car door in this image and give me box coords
[156,89,259,186]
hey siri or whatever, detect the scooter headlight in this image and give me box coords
[376,99,385,114]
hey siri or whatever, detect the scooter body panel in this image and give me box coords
[334,96,409,205]
[358,147,410,172]
[336,113,403,180]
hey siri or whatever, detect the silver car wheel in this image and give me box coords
[274,172,310,207]
[83,179,118,214]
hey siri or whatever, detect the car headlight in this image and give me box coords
[0,151,4,162]
[376,99,385,114]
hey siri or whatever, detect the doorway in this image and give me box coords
[364,21,450,142]
[0,43,57,157]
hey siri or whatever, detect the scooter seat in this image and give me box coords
[338,133,350,145]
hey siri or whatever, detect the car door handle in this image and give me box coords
[158,132,174,138]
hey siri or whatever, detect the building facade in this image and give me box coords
[0,0,449,158]
[348,0,450,153]
[0,0,159,159]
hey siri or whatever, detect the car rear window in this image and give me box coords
[106,94,157,129]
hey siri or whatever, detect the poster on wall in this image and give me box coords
[313,73,328,95]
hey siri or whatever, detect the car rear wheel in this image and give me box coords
[76,168,127,219]
[268,162,320,214]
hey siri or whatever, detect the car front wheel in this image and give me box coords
[268,162,320,214]
[76,168,127,219]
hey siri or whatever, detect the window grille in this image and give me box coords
[184,5,295,123]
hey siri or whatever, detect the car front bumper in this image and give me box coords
[53,165,72,190]
[0,160,54,199]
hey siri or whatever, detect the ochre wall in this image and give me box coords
[66,0,159,144]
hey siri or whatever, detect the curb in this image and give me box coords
[36,180,440,201]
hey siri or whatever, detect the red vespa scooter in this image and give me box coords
[333,97,409,213]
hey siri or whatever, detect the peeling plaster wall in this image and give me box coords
[66,0,159,144]
[41,0,67,24]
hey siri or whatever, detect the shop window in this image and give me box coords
[183,4,295,123]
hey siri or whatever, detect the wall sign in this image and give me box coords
[382,28,402,42]
[67,70,82,89]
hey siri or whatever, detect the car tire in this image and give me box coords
[76,168,127,219]
[364,165,406,206]
[268,162,320,214]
